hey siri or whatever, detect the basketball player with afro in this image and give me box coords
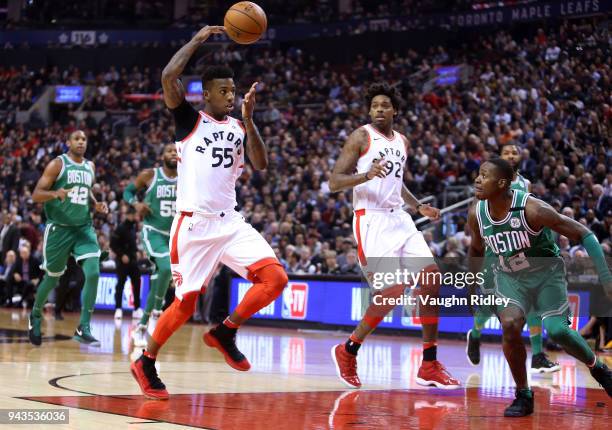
[130,26,288,399]
[329,82,460,389]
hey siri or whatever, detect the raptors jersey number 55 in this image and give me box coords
[176,111,246,213]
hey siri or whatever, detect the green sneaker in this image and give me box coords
[28,313,42,346]
[73,324,100,346]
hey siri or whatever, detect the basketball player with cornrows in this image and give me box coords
[329,83,460,389]
[130,25,288,400]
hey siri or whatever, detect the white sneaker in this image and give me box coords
[132,324,148,347]
[132,308,144,319]
[114,308,123,320]
[151,309,163,320]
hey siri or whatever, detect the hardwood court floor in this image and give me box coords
[0,308,609,429]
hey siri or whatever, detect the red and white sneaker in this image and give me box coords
[331,344,361,388]
[415,360,461,389]
[130,355,169,400]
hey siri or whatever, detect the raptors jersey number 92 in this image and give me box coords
[351,124,434,274]
[353,124,407,210]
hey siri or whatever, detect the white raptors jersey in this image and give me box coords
[352,124,407,210]
[175,111,246,213]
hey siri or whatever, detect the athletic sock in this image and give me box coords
[423,342,437,361]
[527,313,543,355]
[345,335,362,355]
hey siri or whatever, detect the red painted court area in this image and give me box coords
[22,387,610,430]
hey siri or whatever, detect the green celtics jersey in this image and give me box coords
[44,154,94,226]
[510,173,530,192]
[482,173,529,260]
[476,190,559,274]
[143,167,177,233]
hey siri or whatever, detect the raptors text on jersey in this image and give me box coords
[353,124,407,210]
[175,111,246,213]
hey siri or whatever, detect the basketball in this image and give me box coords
[224,1,267,45]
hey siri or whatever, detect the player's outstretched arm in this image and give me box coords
[32,158,67,203]
[242,82,267,170]
[329,128,385,192]
[526,197,612,296]
[401,185,440,220]
[161,25,225,109]
[124,169,154,216]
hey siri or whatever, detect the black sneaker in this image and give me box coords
[504,389,534,417]
[73,324,100,346]
[466,329,481,366]
[203,325,251,371]
[530,352,560,374]
[590,361,612,398]
[130,354,169,400]
[28,313,42,346]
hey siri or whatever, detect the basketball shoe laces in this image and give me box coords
[432,361,451,378]
[340,350,357,376]
[142,359,166,389]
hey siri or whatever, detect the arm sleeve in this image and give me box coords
[171,99,200,141]
[123,182,138,204]
[581,232,612,283]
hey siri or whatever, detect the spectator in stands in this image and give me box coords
[321,250,342,274]
[10,244,41,308]
[0,212,20,262]
[340,249,360,275]
[110,208,142,320]
[0,250,17,306]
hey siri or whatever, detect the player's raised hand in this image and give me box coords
[192,26,226,43]
[366,158,387,180]
[54,188,70,201]
[95,202,109,214]
[418,203,440,220]
[242,82,258,120]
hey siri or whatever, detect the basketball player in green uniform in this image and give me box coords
[29,130,108,346]
[123,144,177,345]
[467,158,612,416]
[467,143,558,373]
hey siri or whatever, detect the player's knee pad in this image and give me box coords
[157,264,172,283]
[256,263,288,299]
[177,291,198,314]
[81,257,100,279]
[542,317,571,343]
[157,255,171,274]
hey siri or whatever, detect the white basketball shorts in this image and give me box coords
[169,210,278,300]
[353,207,435,288]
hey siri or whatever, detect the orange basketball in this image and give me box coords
[224,2,267,45]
